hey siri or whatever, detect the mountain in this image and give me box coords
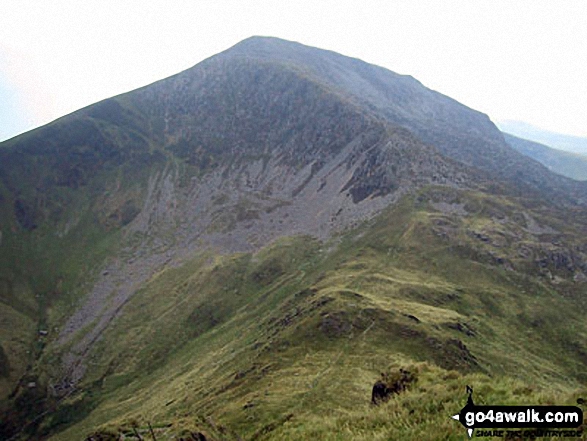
[1,37,586,440]
[503,132,587,181]
[498,120,587,156]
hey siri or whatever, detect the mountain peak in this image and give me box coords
[232,35,303,49]
[221,35,411,82]
[229,35,336,56]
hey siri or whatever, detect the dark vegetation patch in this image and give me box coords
[40,389,100,438]
[187,301,231,339]
[250,259,285,286]
[104,199,141,229]
[0,376,47,439]
[371,368,417,405]
[168,139,221,171]
[427,337,479,372]
[14,198,37,231]
[0,344,9,378]
[446,321,476,337]
[86,99,126,127]
[318,310,354,337]
[84,429,120,441]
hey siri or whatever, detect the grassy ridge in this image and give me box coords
[42,188,587,440]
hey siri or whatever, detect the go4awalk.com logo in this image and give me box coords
[451,386,584,438]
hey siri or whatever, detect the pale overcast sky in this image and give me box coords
[1,0,586,142]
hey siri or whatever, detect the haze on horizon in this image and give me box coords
[1,0,586,142]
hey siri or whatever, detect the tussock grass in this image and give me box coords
[18,188,587,440]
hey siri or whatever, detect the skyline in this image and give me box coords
[1,1,586,142]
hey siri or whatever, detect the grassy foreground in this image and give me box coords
[5,187,587,440]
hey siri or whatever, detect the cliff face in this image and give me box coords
[214,37,586,201]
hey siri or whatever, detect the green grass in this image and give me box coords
[20,187,584,440]
[0,105,175,440]
[0,302,36,398]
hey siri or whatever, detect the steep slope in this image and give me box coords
[503,132,587,181]
[43,188,587,440]
[0,107,162,403]
[219,37,587,204]
[0,37,586,440]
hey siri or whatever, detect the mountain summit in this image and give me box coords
[131,36,587,202]
[1,37,586,440]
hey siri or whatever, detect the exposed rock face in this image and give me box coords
[212,37,587,204]
[55,122,470,387]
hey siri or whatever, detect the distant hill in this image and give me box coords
[503,132,587,181]
[498,120,587,156]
